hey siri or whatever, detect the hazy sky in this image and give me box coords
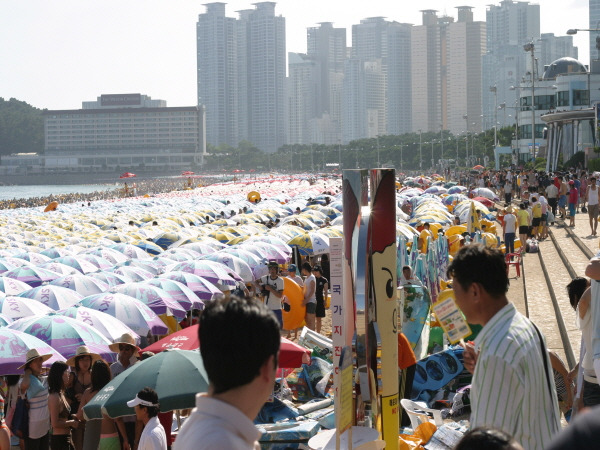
[0,0,589,111]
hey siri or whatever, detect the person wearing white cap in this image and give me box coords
[126,388,166,450]
[18,349,53,450]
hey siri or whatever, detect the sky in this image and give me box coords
[0,0,590,111]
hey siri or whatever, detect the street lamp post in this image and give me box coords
[490,85,498,148]
[310,144,314,171]
[524,42,536,160]
[431,140,435,171]
[338,140,341,170]
[418,130,422,172]
[440,126,444,164]
[399,143,403,171]
[376,136,381,167]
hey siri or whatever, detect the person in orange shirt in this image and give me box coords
[398,332,417,427]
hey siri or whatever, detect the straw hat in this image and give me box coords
[66,345,102,367]
[108,333,140,356]
[17,349,52,370]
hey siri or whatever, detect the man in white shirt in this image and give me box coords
[301,262,317,331]
[174,297,280,450]
[255,261,284,328]
[502,206,517,255]
[127,388,167,450]
[586,176,600,236]
[449,245,560,450]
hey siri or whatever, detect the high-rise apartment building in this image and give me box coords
[537,33,578,70]
[411,10,442,133]
[196,2,286,153]
[386,22,412,135]
[197,3,239,148]
[446,7,486,134]
[482,1,540,130]
[287,53,320,145]
[589,0,600,64]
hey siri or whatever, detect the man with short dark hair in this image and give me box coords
[174,297,280,449]
[127,387,166,450]
[313,265,329,334]
[301,262,316,330]
[255,261,284,328]
[448,245,560,450]
[586,176,599,236]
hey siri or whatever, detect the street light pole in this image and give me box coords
[399,143,403,171]
[431,140,434,171]
[490,85,498,148]
[376,136,380,167]
[524,42,536,160]
[419,129,422,172]
[310,144,314,171]
[440,126,444,165]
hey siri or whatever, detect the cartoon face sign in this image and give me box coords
[370,244,397,334]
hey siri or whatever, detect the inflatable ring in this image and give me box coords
[282,277,305,330]
[247,191,261,203]
[44,201,59,212]
[446,225,467,237]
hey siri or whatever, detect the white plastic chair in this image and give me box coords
[400,399,444,429]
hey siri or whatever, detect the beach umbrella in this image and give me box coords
[131,240,164,255]
[143,279,204,310]
[472,165,484,171]
[0,297,54,320]
[112,284,187,318]
[87,271,130,288]
[245,235,292,255]
[0,313,12,327]
[0,277,34,296]
[206,230,237,243]
[75,254,114,270]
[280,338,312,368]
[52,256,99,274]
[2,266,62,288]
[201,253,255,283]
[86,248,129,265]
[141,325,200,353]
[467,201,482,234]
[39,248,73,259]
[218,249,268,279]
[471,187,497,201]
[158,272,222,301]
[37,261,81,276]
[83,349,209,419]
[109,266,154,282]
[50,273,110,296]
[120,172,136,179]
[17,285,83,310]
[167,261,238,287]
[0,260,18,275]
[287,232,330,256]
[114,259,165,276]
[108,243,152,260]
[12,252,52,265]
[57,305,139,344]
[0,328,66,375]
[79,293,168,336]
[153,232,185,250]
[8,314,113,362]
[238,242,290,263]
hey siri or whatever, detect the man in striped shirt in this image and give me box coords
[448,244,560,450]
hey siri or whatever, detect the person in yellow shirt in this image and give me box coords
[517,203,530,254]
[531,196,542,239]
[418,223,433,254]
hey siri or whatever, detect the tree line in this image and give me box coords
[0,98,44,157]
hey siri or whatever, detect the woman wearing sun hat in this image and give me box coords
[18,349,53,450]
[66,346,101,450]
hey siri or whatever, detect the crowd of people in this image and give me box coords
[0,176,232,211]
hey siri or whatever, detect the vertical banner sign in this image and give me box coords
[342,170,370,414]
[369,169,399,450]
[330,237,345,415]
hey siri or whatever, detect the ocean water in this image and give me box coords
[0,184,115,201]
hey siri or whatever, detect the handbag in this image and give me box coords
[582,206,588,213]
[9,394,29,439]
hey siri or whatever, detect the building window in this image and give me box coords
[556,91,570,107]
[573,90,589,106]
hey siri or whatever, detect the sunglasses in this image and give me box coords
[119,344,133,351]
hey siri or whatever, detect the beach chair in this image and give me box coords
[400,399,443,429]
[505,251,523,277]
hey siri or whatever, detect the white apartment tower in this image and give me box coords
[287,53,320,145]
[196,2,286,153]
[482,1,540,130]
[446,7,486,134]
[197,3,239,148]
